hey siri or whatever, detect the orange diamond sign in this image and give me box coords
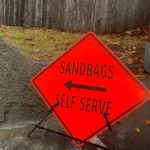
[32,32,150,146]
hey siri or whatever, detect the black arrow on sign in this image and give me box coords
[64,80,107,92]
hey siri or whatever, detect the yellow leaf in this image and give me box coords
[134,128,141,133]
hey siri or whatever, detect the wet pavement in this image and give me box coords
[32,61,150,150]
[100,101,150,150]
[0,116,105,150]
[0,100,149,150]
[99,77,150,150]
[0,61,149,150]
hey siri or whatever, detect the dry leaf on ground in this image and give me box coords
[144,120,150,125]
[134,127,141,133]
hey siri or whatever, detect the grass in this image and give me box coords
[0,25,146,63]
[0,26,82,61]
[0,25,149,80]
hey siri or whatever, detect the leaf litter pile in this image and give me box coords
[0,25,149,80]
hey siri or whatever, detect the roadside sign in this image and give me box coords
[32,32,150,146]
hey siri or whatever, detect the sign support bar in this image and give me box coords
[27,102,112,150]
[27,101,59,138]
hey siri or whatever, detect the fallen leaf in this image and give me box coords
[138,66,144,75]
[127,58,133,64]
[144,120,150,125]
[134,127,141,133]
[42,53,51,57]
[21,129,28,135]
[124,35,131,40]
[8,131,16,137]
[32,56,41,61]
[131,50,137,54]
[125,31,132,35]
[25,36,33,41]
[111,41,120,46]
[34,49,40,52]
[29,42,36,46]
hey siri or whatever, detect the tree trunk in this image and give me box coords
[144,22,150,73]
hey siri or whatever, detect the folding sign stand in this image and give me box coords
[27,101,112,150]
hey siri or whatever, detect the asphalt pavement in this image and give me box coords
[0,61,149,150]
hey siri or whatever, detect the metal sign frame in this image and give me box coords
[27,101,111,150]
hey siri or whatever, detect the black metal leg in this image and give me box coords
[36,126,109,150]
[27,101,110,150]
[27,101,59,137]
[103,113,112,131]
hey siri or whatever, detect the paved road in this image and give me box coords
[100,100,150,150]
[0,60,149,150]
[99,80,150,150]
[35,61,150,150]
